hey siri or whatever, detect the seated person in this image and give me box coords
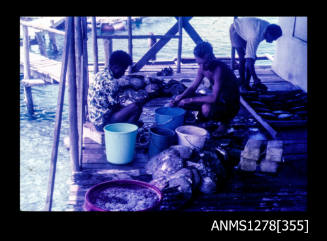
[87,50,143,132]
[170,41,240,136]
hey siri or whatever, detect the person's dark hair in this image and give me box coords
[193,41,214,58]
[266,24,282,40]
[109,50,132,69]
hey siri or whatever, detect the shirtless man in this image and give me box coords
[170,41,240,136]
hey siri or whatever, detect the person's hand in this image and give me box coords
[169,94,183,107]
[178,98,192,107]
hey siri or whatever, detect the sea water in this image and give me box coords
[20,16,278,211]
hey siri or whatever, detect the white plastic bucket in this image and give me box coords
[175,125,209,150]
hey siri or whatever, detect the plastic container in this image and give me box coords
[103,123,138,164]
[175,125,209,150]
[148,126,176,158]
[155,107,186,130]
[84,180,162,211]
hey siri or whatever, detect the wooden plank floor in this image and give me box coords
[65,63,307,211]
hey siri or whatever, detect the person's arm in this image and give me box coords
[179,66,222,106]
[170,67,204,106]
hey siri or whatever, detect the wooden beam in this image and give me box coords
[240,96,277,139]
[97,34,180,39]
[175,16,203,44]
[20,20,65,35]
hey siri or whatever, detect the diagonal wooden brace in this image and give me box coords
[132,17,203,73]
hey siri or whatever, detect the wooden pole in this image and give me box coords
[22,25,34,115]
[82,17,89,121]
[35,31,47,56]
[148,32,157,61]
[91,17,99,74]
[240,96,277,139]
[68,17,80,172]
[127,17,133,74]
[44,17,71,211]
[103,39,110,68]
[231,16,238,70]
[49,20,58,54]
[177,17,183,73]
[74,17,84,169]
[74,17,82,101]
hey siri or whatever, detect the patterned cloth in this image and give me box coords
[87,68,120,128]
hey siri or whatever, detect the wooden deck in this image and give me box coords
[65,63,307,212]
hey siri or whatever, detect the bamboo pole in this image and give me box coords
[68,17,80,172]
[44,17,71,211]
[177,17,183,73]
[91,17,99,74]
[127,17,133,74]
[22,25,34,115]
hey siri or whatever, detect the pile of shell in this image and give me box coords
[242,90,307,124]
[116,74,187,106]
[145,145,227,210]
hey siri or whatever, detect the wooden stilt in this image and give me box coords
[22,25,34,116]
[127,17,133,74]
[68,17,80,172]
[177,17,183,73]
[91,17,98,74]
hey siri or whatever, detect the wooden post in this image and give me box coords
[22,25,34,115]
[177,17,183,73]
[49,20,58,54]
[82,17,89,121]
[148,32,157,61]
[127,17,133,74]
[91,17,99,74]
[44,17,71,211]
[74,17,84,168]
[231,16,238,70]
[68,17,80,172]
[103,38,112,69]
[74,17,82,100]
[35,31,47,56]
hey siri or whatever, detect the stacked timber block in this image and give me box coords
[238,139,284,173]
[239,139,263,172]
[260,140,283,173]
[83,122,105,145]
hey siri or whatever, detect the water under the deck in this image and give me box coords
[66,64,307,212]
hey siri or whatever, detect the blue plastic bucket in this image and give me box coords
[103,123,138,164]
[155,107,186,131]
[148,126,176,158]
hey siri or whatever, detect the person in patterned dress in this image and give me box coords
[87,50,143,131]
